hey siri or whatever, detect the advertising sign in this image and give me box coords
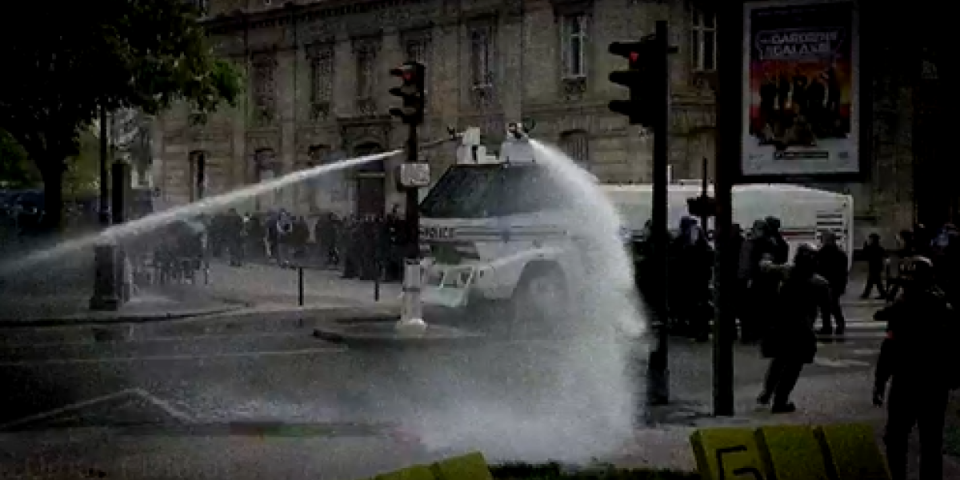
[742,0,859,177]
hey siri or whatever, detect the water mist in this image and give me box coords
[394,140,648,464]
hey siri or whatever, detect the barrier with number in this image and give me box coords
[690,423,890,480]
[362,452,493,480]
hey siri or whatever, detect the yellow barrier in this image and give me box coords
[364,452,493,480]
[690,423,890,480]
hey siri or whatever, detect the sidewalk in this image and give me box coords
[195,261,402,310]
[0,288,243,328]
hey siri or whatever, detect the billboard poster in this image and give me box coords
[742,0,859,177]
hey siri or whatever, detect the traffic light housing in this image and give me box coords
[608,38,658,127]
[687,195,718,218]
[389,61,426,125]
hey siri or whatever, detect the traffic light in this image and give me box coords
[389,61,426,125]
[608,37,658,127]
[687,195,718,218]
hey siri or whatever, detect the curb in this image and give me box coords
[312,320,485,349]
[0,305,244,329]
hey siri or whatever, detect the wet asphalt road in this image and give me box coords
[0,311,884,432]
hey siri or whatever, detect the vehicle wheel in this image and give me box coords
[509,263,570,338]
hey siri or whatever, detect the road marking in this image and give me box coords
[0,388,194,431]
[851,348,880,356]
[813,358,871,368]
[0,347,347,367]
[0,331,309,350]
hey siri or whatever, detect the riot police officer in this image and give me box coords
[873,256,959,480]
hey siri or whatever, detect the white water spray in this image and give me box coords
[0,150,400,275]
[405,140,648,463]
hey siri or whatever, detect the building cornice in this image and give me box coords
[204,0,430,35]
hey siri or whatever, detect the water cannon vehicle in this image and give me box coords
[416,127,855,325]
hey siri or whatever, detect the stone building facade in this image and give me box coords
[151,0,946,247]
[153,0,718,216]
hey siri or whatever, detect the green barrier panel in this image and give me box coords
[431,452,493,480]
[815,423,891,480]
[690,428,766,480]
[374,464,436,480]
[755,425,830,480]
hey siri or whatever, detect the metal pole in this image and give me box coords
[374,260,381,301]
[99,106,110,226]
[396,120,426,333]
[647,20,671,406]
[405,124,419,261]
[712,0,744,417]
[700,158,710,231]
[298,266,304,306]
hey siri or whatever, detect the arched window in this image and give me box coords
[559,130,590,166]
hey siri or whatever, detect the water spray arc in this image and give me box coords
[0,151,402,277]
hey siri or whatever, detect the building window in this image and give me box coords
[691,9,717,72]
[308,45,334,120]
[470,26,494,88]
[251,53,277,125]
[354,41,378,115]
[405,36,430,66]
[561,14,588,79]
[559,130,589,166]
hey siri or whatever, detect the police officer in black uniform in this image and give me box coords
[874,256,960,480]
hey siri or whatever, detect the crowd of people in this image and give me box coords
[200,206,411,282]
[635,215,854,344]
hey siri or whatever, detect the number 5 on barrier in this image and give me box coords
[717,446,764,480]
[690,429,767,480]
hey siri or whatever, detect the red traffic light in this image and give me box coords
[390,61,424,83]
[629,52,638,62]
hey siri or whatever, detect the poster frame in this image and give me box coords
[739,0,867,183]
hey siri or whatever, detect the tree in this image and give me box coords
[0,129,39,189]
[63,130,102,201]
[0,0,241,231]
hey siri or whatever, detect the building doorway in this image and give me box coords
[353,142,385,216]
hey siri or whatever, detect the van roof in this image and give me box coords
[602,183,851,201]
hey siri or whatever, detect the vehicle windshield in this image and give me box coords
[420,163,568,218]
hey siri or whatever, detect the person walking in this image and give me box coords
[756,244,830,413]
[873,256,960,480]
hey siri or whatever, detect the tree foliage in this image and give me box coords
[0,0,241,229]
[63,130,102,200]
[0,129,39,189]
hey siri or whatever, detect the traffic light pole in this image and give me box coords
[647,20,671,406]
[405,123,419,261]
[712,0,744,417]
